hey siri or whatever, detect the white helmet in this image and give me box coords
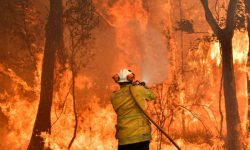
[112,69,135,83]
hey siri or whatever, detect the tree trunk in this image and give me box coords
[200,0,241,148]
[247,75,250,132]
[247,14,250,133]
[28,0,63,149]
[244,0,250,133]
[68,71,78,149]
[178,0,186,138]
[221,36,241,149]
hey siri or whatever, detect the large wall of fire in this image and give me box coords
[0,0,249,149]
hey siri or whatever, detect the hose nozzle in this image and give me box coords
[133,80,146,86]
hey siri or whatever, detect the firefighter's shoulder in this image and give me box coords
[112,90,118,93]
[111,90,118,101]
[132,84,144,89]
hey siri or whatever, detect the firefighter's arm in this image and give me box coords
[143,87,155,101]
[132,85,155,101]
[134,85,154,101]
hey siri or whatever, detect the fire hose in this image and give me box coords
[129,84,181,150]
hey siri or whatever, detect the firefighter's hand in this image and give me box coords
[132,80,140,86]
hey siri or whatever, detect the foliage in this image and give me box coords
[64,0,99,72]
[0,0,43,85]
[64,0,98,51]
[235,0,246,31]
[175,19,195,33]
[214,0,246,31]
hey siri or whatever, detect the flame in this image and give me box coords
[43,96,117,150]
[108,0,149,75]
[210,31,249,65]
[1,0,250,150]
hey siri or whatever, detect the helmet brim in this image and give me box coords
[117,79,130,83]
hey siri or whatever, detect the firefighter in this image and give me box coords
[111,69,155,150]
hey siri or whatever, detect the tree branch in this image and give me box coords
[245,0,250,34]
[68,72,78,149]
[95,10,116,28]
[245,0,250,13]
[225,0,238,35]
[244,0,250,67]
[200,0,223,38]
[219,71,224,139]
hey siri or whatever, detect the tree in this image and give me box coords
[200,0,241,149]
[64,0,98,148]
[0,0,43,86]
[244,0,250,133]
[28,0,63,149]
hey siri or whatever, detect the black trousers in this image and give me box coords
[118,141,149,150]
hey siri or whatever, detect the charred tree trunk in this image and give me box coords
[244,0,250,133]
[220,36,241,148]
[28,0,63,149]
[200,0,241,149]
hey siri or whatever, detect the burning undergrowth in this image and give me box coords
[0,0,250,149]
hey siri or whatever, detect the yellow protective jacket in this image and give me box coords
[111,84,155,145]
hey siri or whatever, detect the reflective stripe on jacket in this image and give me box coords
[111,84,155,145]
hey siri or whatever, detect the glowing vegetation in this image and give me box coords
[0,0,250,149]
